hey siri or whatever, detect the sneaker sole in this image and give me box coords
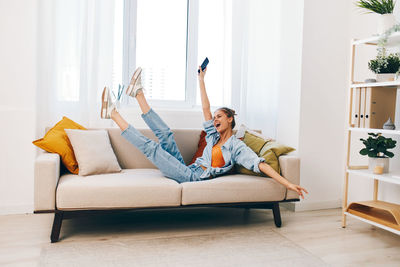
[126,67,142,96]
[101,87,108,119]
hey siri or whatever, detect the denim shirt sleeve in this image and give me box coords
[233,140,265,173]
[203,119,218,143]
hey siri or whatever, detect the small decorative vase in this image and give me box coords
[368,157,390,174]
[378,13,396,34]
[383,117,396,130]
[376,73,396,82]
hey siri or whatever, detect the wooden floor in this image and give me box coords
[0,207,399,266]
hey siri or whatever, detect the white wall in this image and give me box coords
[0,0,37,214]
[276,0,304,149]
[295,0,350,211]
[291,0,400,211]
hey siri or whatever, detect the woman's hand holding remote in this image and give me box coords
[198,66,207,81]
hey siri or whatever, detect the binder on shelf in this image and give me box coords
[365,87,371,128]
[360,87,366,128]
[366,87,397,129]
[351,88,361,127]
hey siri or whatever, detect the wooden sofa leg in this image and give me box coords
[272,203,282,228]
[51,211,64,243]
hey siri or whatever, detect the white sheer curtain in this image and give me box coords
[232,0,281,138]
[36,0,118,135]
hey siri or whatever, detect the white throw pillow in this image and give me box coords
[235,124,273,141]
[65,129,121,176]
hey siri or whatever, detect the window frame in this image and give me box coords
[122,0,201,109]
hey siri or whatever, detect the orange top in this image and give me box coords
[211,145,225,168]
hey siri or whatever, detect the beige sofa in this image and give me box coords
[34,128,300,242]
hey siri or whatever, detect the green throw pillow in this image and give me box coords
[242,131,267,154]
[236,131,295,176]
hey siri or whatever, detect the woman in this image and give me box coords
[101,66,308,199]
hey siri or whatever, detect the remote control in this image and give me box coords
[198,57,209,73]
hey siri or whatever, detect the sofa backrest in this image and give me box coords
[106,128,202,169]
[44,126,248,169]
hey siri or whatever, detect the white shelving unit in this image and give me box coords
[347,169,400,185]
[342,34,400,235]
[344,212,400,235]
[352,32,400,46]
[351,81,400,88]
[349,127,400,135]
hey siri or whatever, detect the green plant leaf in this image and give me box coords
[385,151,395,158]
[359,148,369,155]
[377,145,386,153]
[356,0,395,14]
[360,132,396,158]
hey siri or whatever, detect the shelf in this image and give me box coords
[345,200,400,235]
[348,127,400,135]
[351,81,400,88]
[344,212,400,235]
[347,169,400,185]
[352,32,400,46]
[344,33,400,235]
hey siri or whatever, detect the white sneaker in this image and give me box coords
[100,87,118,119]
[126,67,144,97]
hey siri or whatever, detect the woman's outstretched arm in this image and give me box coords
[259,162,308,199]
[198,66,212,121]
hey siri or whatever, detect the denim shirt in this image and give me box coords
[194,119,266,179]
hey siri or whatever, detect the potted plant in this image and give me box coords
[359,133,397,173]
[356,0,396,34]
[368,53,400,81]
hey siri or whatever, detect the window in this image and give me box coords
[123,0,232,108]
[136,0,187,101]
[54,1,82,102]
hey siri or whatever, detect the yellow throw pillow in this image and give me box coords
[33,117,87,174]
[236,131,295,176]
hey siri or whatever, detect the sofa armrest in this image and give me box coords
[34,152,60,212]
[279,155,300,200]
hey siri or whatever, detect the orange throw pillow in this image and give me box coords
[33,117,87,174]
[189,130,207,165]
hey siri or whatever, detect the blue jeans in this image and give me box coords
[121,109,205,183]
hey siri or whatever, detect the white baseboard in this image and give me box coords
[0,204,33,215]
[280,202,296,211]
[281,199,342,212]
[293,199,342,211]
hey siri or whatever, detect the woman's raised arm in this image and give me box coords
[198,66,212,121]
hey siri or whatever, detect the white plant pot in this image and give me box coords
[378,13,396,34]
[368,157,390,174]
[376,73,396,82]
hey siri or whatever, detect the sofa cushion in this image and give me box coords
[189,130,207,165]
[237,131,295,176]
[181,175,286,205]
[56,169,182,210]
[65,129,121,176]
[33,116,87,174]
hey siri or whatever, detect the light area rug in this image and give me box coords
[39,229,326,267]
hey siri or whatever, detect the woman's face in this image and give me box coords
[213,109,233,133]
